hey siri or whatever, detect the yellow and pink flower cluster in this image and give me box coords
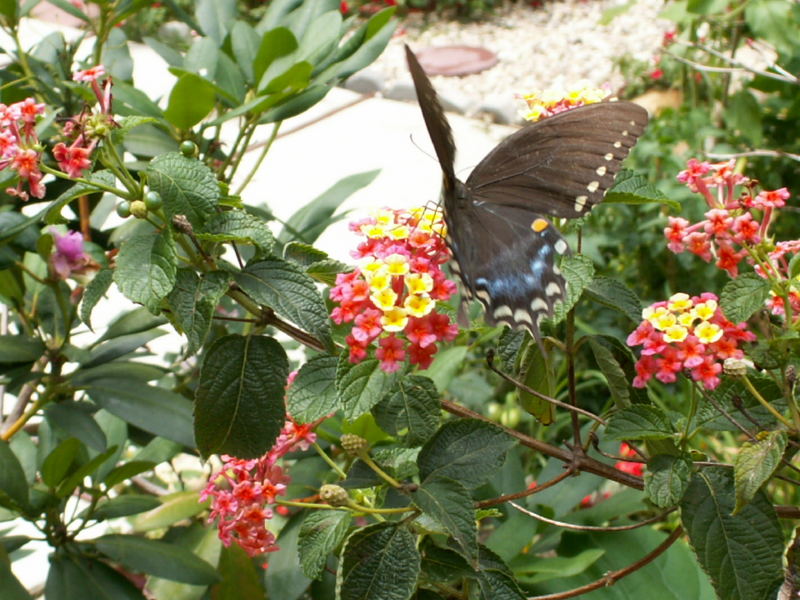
[522,84,608,122]
[626,292,755,390]
[331,208,458,372]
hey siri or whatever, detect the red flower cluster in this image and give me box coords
[627,292,755,390]
[331,208,458,372]
[200,415,321,565]
[0,98,46,200]
[665,158,790,277]
[615,443,644,477]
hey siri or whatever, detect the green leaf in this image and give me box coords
[82,330,167,368]
[253,27,298,85]
[745,0,800,55]
[132,491,209,531]
[230,21,260,81]
[235,257,332,349]
[644,454,692,507]
[91,495,162,520]
[197,210,275,253]
[517,339,554,424]
[113,116,159,142]
[95,534,219,585]
[102,461,156,488]
[195,0,236,44]
[261,60,312,94]
[212,544,266,600]
[41,437,81,489]
[0,546,31,600]
[45,403,107,452]
[166,269,230,356]
[335,355,396,420]
[56,446,117,498]
[0,0,19,24]
[412,477,477,562]
[41,0,88,21]
[146,153,219,227]
[195,334,288,458]
[733,430,787,513]
[264,513,311,600]
[515,549,606,583]
[97,306,168,343]
[0,442,28,510]
[0,335,44,363]
[337,522,420,600]
[114,230,178,313]
[164,73,217,130]
[584,276,642,323]
[604,169,680,211]
[605,405,675,441]
[286,355,339,422]
[298,510,352,579]
[425,346,468,393]
[146,525,222,600]
[45,171,116,224]
[551,254,594,323]
[473,545,526,600]
[417,419,514,488]
[589,337,632,408]
[45,553,144,600]
[80,268,113,329]
[724,91,763,146]
[372,376,440,446]
[259,84,331,123]
[680,468,783,600]
[86,380,195,447]
[720,274,770,323]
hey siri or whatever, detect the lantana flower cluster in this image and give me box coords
[200,414,321,566]
[665,158,790,278]
[0,98,47,200]
[627,292,755,390]
[615,443,644,477]
[522,83,608,122]
[331,208,458,372]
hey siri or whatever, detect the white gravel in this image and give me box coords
[372,0,672,114]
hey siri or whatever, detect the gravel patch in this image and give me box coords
[361,0,672,122]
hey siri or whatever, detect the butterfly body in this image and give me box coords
[405,45,648,340]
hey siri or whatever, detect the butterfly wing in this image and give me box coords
[465,102,649,218]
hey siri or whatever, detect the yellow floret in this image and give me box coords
[381,307,408,332]
[361,224,385,238]
[368,272,391,292]
[404,293,434,318]
[677,312,696,327]
[650,307,677,331]
[692,300,717,321]
[389,225,410,240]
[663,325,689,343]
[371,289,398,311]
[695,321,723,343]
[406,273,434,294]
[374,209,395,226]
[385,253,409,276]
[668,292,693,312]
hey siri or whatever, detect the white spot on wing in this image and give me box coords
[545,282,561,297]
[554,239,568,254]
[613,141,622,148]
[596,166,607,176]
[530,298,548,312]
[513,309,533,325]
[574,195,588,212]
[493,305,513,319]
[604,152,614,161]
[476,289,491,304]
[587,181,599,193]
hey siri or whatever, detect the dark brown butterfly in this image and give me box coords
[405,45,648,341]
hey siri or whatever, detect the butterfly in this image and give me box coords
[405,45,648,342]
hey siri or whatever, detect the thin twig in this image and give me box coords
[705,149,800,163]
[511,502,675,532]
[475,467,576,509]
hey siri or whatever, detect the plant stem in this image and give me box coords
[234,122,281,196]
[741,374,793,429]
[312,441,347,479]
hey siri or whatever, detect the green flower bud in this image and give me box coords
[144,190,163,211]
[130,200,148,219]
[116,201,131,218]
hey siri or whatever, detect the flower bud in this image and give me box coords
[340,433,368,456]
[319,484,349,507]
[723,357,748,377]
[129,200,148,219]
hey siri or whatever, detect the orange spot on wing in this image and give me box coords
[531,218,549,232]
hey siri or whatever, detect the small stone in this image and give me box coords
[342,69,385,95]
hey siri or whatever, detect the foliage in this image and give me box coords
[0,1,798,600]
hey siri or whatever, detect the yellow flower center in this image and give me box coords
[695,321,723,343]
[371,289,398,311]
[404,293,434,318]
[380,307,408,332]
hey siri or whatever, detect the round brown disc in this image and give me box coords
[415,46,498,77]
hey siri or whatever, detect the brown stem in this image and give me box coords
[79,195,91,241]
[475,466,576,509]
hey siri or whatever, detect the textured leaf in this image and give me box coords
[417,419,514,488]
[166,269,230,355]
[286,355,339,422]
[412,477,477,562]
[337,522,420,600]
[86,379,195,447]
[517,339,554,424]
[299,510,352,579]
[95,534,219,585]
[213,544,266,600]
[372,376,440,446]
[584,276,642,323]
[235,257,332,350]
[589,337,632,408]
[552,254,594,323]
[644,454,692,507]
[680,468,783,600]
[0,335,44,363]
[79,268,113,329]
[336,355,397,420]
[0,442,28,510]
[605,169,680,211]
[473,545,526,600]
[733,430,787,513]
[146,153,219,227]
[114,231,177,313]
[132,491,209,531]
[419,540,472,585]
[605,405,675,440]
[195,334,288,458]
[720,274,770,323]
[197,210,275,253]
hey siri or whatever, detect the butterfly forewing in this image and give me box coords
[404,45,648,341]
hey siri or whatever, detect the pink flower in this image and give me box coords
[50,229,88,279]
[53,142,93,178]
[376,335,406,373]
[73,65,106,83]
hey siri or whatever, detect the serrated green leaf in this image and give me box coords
[337,522,420,600]
[95,534,219,585]
[299,510,352,579]
[473,545,526,600]
[286,355,339,422]
[79,268,113,330]
[584,276,642,322]
[164,73,217,130]
[605,405,675,440]
[719,274,770,323]
[733,430,787,514]
[235,257,332,350]
[0,442,28,510]
[114,230,178,313]
[197,211,275,253]
[335,355,396,420]
[644,453,692,507]
[372,376,440,446]
[166,269,230,356]
[517,339,554,424]
[146,153,219,227]
[412,477,477,562]
[417,419,514,488]
[552,254,594,323]
[113,115,159,141]
[589,337,631,408]
[495,329,527,373]
[680,467,783,600]
[195,334,288,458]
[420,540,472,585]
[605,169,680,211]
